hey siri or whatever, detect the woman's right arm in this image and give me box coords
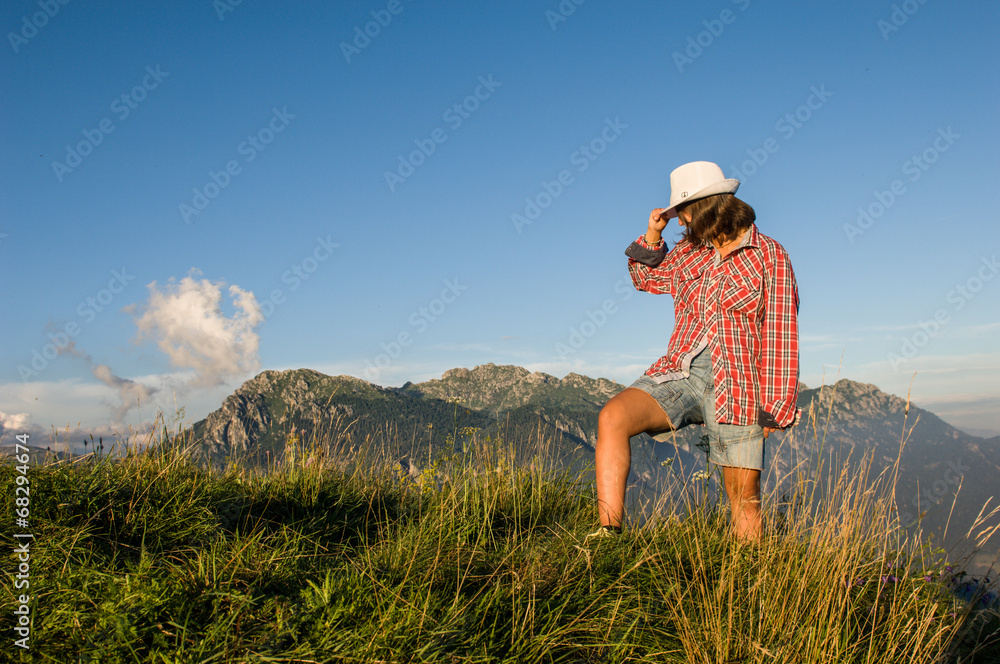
[625,208,675,294]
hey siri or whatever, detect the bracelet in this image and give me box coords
[644,235,663,247]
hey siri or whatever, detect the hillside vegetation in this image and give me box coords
[1,412,998,663]
[182,364,1000,573]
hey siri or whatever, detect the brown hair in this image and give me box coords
[677,193,756,246]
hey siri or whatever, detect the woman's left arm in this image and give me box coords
[758,245,800,430]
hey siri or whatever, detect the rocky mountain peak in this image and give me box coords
[802,378,910,420]
[399,363,622,412]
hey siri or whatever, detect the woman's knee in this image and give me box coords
[598,398,630,434]
[599,389,670,437]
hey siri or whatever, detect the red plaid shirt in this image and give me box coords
[626,223,800,428]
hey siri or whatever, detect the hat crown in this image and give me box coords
[670,161,726,201]
[665,161,740,215]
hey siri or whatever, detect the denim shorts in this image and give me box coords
[628,348,765,470]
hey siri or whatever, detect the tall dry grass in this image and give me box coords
[0,393,996,662]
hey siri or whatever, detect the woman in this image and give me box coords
[594,161,799,541]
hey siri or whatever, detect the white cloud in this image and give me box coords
[0,410,31,431]
[0,371,242,452]
[54,339,158,425]
[4,269,265,440]
[800,333,862,344]
[131,272,263,387]
[963,321,1000,337]
[847,351,1000,431]
[91,364,157,423]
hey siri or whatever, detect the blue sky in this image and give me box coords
[2,0,999,448]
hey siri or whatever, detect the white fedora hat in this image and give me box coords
[662,161,740,218]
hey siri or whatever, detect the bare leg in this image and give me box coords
[595,388,673,528]
[721,466,761,542]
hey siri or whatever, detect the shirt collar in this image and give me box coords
[743,222,760,249]
[713,223,758,264]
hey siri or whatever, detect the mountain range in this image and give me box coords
[184,363,1000,573]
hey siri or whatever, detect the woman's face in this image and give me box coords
[677,208,693,226]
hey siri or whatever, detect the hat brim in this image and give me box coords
[662,179,740,218]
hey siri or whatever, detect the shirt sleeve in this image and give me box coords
[626,235,674,295]
[758,246,800,428]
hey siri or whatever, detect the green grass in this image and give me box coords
[1,416,998,663]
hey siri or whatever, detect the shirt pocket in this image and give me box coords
[673,266,704,309]
[721,270,763,314]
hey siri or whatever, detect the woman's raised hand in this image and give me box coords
[649,208,669,233]
[645,208,669,244]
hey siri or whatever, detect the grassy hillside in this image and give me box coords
[1,420,998,662]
